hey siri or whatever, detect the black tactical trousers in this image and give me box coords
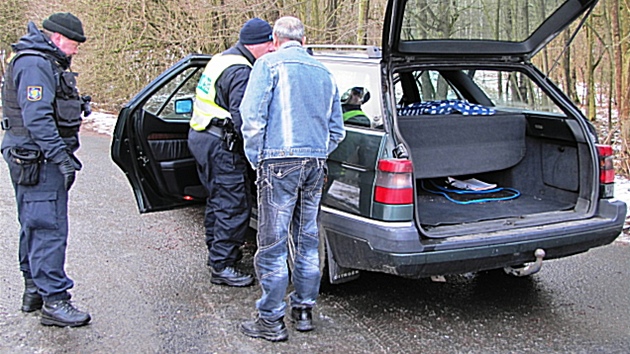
[3,149,74,302]
[188,128,251,269]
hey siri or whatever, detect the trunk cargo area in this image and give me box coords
[397,112,594,231]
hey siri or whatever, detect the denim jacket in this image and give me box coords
[240,41,345,168]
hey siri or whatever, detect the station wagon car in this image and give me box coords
[112,0,626,284]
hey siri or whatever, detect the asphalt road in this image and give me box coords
[1,131,629,353]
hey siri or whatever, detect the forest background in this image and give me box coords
[1,0,630,175]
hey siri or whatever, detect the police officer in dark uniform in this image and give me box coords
[1,12,91,327]
[188,18,274,287]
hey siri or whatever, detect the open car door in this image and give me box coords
[111,54,210,213]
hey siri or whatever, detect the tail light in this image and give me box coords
[596,144,614,198]
[374,159,413,204]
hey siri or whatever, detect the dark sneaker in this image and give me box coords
[211,266,254,287]
[290,307,314,332]
[21,278,43,313]
[41,300,91,327]
[241,316,288,342]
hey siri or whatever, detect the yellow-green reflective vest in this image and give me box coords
[343,110,366,121]
[190,54,252,131]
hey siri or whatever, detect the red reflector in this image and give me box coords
[183,195,194,201]
[596,144,615,184]
[375,186,414,204]
[378,159,413,173]
[596,144,613,157]
[600,169,615,184]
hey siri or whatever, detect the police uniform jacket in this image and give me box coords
[212,42,256,136]
[1,21,81,165]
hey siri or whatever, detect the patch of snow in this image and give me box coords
[613,177,630,245]
[82,111,117,136]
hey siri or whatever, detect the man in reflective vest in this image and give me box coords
[188,18,274,287]
[341,87,371,127]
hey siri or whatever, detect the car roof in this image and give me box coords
[382,0,598,61]
[307,45,383,62]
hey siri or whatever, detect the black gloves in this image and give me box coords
[56,155,76,191]
[81,95,92,117]
[52,151,82,191]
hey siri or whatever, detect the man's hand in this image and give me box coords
[56,155,76,191]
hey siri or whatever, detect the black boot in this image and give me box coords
[211,266,254,287]
[41,300,91,327]
[241,316,288,342]
[290,307,314,332]
[21,278,43,313]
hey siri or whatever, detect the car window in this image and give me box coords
[322,61,383,127]
[467,69,563,114]
[400,0,565,42]
[395,69,563,115]
[394,70,461,106]
[144,67,203,121]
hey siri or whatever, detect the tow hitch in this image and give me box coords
[503,249,546,277]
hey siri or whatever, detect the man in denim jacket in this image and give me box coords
[239,16,345,342]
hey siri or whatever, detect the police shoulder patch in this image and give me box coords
[27,86,43,101]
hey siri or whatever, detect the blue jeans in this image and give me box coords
[254,158,326,321]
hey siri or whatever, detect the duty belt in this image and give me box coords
[204,117,231,137]
[206,124,224,138]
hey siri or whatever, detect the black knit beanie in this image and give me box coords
[42,12,86,43]
[239,18,272,45]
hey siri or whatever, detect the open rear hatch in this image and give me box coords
[382,0,598,60]
[382,0,601,238]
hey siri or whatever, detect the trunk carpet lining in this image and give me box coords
[417,192,575,226]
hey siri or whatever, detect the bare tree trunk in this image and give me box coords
[539,0,550,76]
[496,3,503,99]
[614,0,630,174]
[608,60,614,130]
[420,71,435,101]
[586,18,596,121]
[562,30,579,103]
[611,0,623,116]
[357,0,370,45]
[326,0,338,42]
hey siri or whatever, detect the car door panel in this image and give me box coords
[111,54,210,212]
[324,129,384,216]
[139,110,204,200]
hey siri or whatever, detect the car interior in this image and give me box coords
[394,68,588,229]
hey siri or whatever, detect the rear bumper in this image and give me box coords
[321,200,626,278]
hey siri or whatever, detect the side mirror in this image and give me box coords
[174,98,193,115]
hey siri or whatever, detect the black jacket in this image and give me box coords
[213,42,256,135]
[1,21,79,163]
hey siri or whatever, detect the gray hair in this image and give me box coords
[273,16,304,42]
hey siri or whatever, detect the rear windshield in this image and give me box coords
[400,0,565,42]
[321,61,384,127]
